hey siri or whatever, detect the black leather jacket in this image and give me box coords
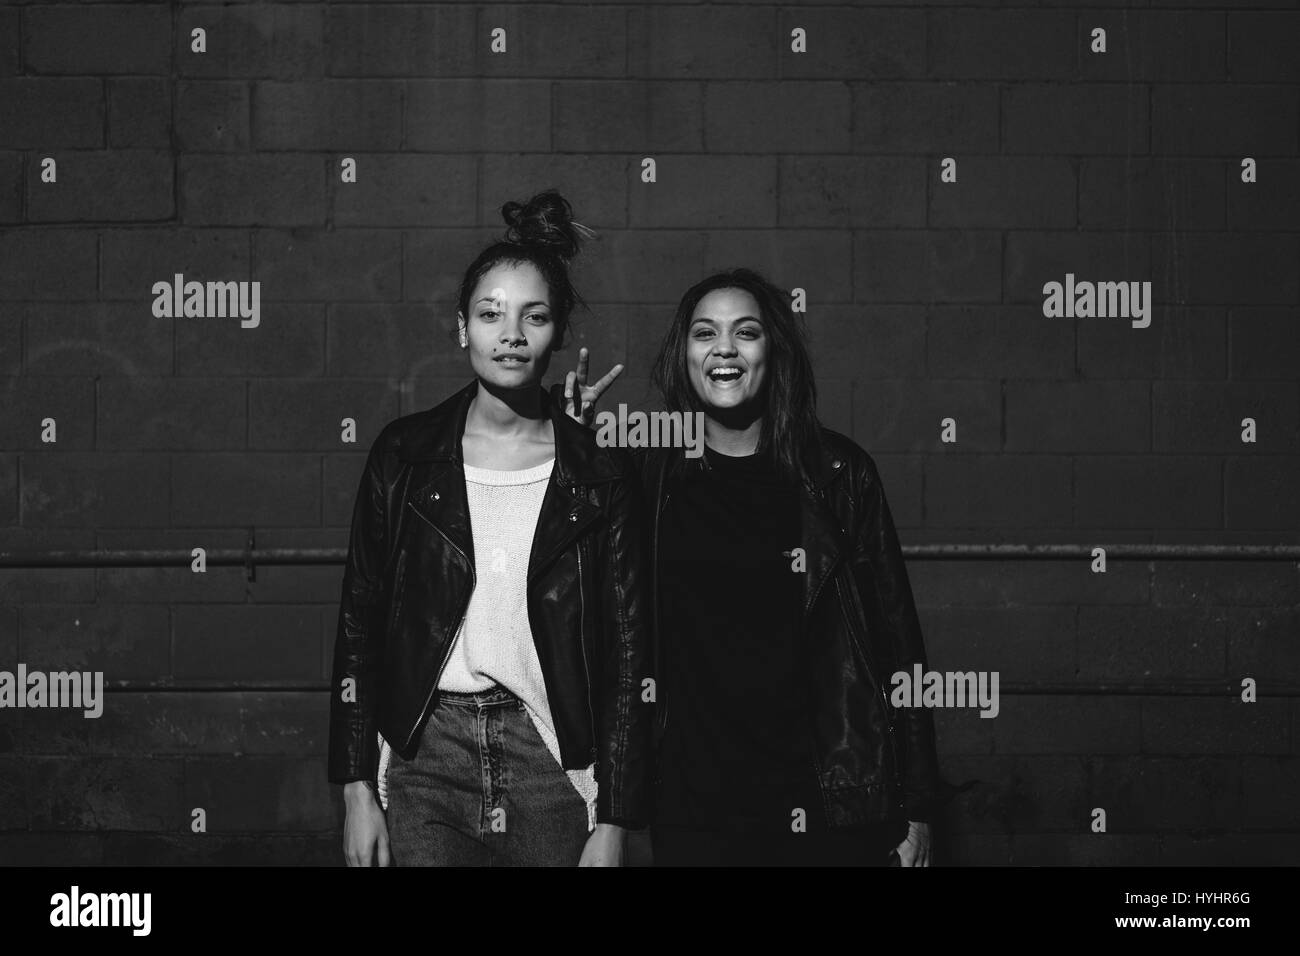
[641,430,950,827]
[327,380,652,827]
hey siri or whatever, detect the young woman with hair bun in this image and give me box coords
[328,190,651,867]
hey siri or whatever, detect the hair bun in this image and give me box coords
[501,189,593,261]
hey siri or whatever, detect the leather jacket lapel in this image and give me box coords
[528,478,602,584]
[408,462,475,568]
[799,444,852,621]
[799,484,846,620]
[400,380,477,566]
[397,378,610,585]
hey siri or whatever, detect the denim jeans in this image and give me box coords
[385,686,590,866]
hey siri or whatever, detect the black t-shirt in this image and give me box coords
[654,444,824,833]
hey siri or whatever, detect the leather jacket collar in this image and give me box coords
[395,378,623,486]
[395,378,622,585]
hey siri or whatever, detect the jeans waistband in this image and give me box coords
[436,686,518,709]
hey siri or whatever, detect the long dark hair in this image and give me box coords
[455,189,593,349]
[651,267,820,484]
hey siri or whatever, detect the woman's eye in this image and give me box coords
[480,310,499,319]
[527,313,549,323]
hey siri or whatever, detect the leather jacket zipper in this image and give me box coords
[407,500,475,752]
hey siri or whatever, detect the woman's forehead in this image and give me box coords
[474,263,549,300]
[692,287,759,316]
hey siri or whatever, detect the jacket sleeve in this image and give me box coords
[593,457,653,828]
[327,432,390,785]
[851,454,949,823]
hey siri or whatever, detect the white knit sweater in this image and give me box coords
[376,457,598,831]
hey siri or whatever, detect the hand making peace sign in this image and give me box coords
[561,346,625,426]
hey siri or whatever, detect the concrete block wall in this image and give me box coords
[0,2,1297,865]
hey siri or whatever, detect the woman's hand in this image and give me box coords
[894,820,932,867]
[563,347,624,427]
[577,823,626,866]
[343,781,391,866]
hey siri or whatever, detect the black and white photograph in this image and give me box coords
[0,0,1295,934]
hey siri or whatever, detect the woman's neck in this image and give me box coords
[461,381,555,470]
[465,381,548,440]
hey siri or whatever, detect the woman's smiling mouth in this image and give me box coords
[707,365,744,383]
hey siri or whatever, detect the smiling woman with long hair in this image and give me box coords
[328,190,650,867]
[563,267,952,867]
